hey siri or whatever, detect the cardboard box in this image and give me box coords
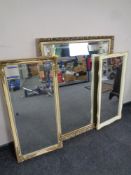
[64,74,76,82]
[74,65,86,73]
[76,75,87,81]
[29,64,38,76]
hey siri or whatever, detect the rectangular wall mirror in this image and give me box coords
[36,36,114,140]
[0,57,62,162]
[96,52,128,130]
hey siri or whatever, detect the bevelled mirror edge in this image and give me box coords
[96,52,128,130]
[0,57,63,163]
[35,36,114,57]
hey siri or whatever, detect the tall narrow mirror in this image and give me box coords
[58,52,93,138]
[97,53,128,129]
[36,36,114,140]
[0,58,62,162]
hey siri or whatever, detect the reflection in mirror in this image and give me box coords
[58,54,92,133]
[42,40,110,57]
[39,37,113,138]
[4,61,58,154]
[42,41,111,136]
[100,57,123,122]
[54,42,111,135]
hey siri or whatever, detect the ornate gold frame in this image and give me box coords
[35,36,114,140]
[0,56,63,162]
[36,36,114,56]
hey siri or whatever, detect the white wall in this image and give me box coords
[0,0,131,145]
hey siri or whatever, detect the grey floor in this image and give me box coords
[101,80,118,122]
[9,76,117,155]
[11,91,58,154]
[11,77,57,154]
[10,79,92,154]
[0,104,131,175]
[101,91,118,122]
[59,83,91,133]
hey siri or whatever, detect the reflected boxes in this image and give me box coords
[5,65,21,90]
[64,74,76,82]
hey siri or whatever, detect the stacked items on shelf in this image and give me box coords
[57,56,90,85]
[5,65,21,91]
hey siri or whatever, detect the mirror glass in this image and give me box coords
[42,41,110,57]
[46,41,110,134]
[58,54,92,133]
[41,39,112,135]
[4,61,58,154]
[100,57,123,122]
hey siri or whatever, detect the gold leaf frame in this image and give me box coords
[0,56,63,162]
[36,36,114,56]
[35,36,114,140]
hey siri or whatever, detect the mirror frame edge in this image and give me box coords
[0,56,63,162]
[96,52,128,130]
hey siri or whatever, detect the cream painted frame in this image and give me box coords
[36,36,114,140]
[0,56,63,162]
[96,52,128,130]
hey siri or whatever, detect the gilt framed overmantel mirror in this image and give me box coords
[96,52,128,130]
[0,57,63,162]
[36,36,114,140]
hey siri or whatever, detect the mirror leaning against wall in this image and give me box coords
[96,52,128,130]
[0,57,62,162]
[0,36,128,163]
[36,36,114,140]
